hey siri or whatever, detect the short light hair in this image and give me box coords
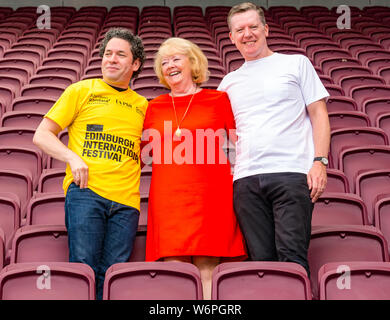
[227,2,266,30]
[154,37,209,89]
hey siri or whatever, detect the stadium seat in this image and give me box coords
[366,57,390,74]
[329,127,389,169]
[356,169,390,225]
[339,74,385,97]
[128,230,146,262]
[0,145,42,190]
[20,84,67,101]
[328,111,370,130]
[339,146,390,193]
[375,196,390,252]
[376,112,390,140]
[0,192,20,249]
[28,74,74,87]
[0,262,95,300]
[26,193,65,226]
[362,98,390,126]
[325,168,350,193]
[318,261,390,300]
[10,224,68,263]
[10,96,56,113]
[309,225,390,299]
[312,192,368,226]
[103,261,203,300]
[378,66,390,85]
[0,110,45,129]
[37,168,66,194]
[0,227,4,269]
[320,56,362,75]
[211,261,312,300]
[326,96,358,113]
[0,169,33,220]
[328,66,373,85]
[351,85,390,112]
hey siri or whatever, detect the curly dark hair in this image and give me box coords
[99,27,145,79]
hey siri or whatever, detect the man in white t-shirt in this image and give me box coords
[218,2,330,276]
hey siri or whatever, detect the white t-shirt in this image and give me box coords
[218,53,329,181]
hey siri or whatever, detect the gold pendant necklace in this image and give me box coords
[171,87,196,138]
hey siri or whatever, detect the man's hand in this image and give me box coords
[307,161,327,203]
[68,154,89,189]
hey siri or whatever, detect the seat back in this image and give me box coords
[212,261,312,300]
[103,261,202,300]
[309,225,389,299]
[319,261,390,300]
[10,225,68,263]
[313,192,368,226]
[0,262,95,300]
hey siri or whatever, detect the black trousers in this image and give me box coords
[233,172,314,276]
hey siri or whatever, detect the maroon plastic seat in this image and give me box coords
[0,110,45,129]
[320,56,362,75]
[21,84,67,101]
[37,168,66,194]
[0,262,95,300]
[339,74,385,97]
[0,192,20,249]
[212,261,312,300]
[131,84,170,101]
[10,224,68,263]
[103,261,202,300]
[378,66,390,85]
[356,169,390,225]
[351,85,390,111]
[309,225,389,299]
[318,261,390,300]
[375,196,390,252]
[363,98,390,126]
[328,111,370,130]
[376,112,390,141]
[36,65,79,82]
[26,193,65,226]
[28,74,74,87]
[366,57,390,74]
[10,96,56,113]
[357,49,390,65]
[0,66,29,86]
[326,96,358,112]
[325,168,350,193]
[0,145,42,190]
[0,170,33,220]
[128,230,146,262]
[330,126,389,169]
[0,227,4,269]
[339,146,390,193]
[312,192,368,226]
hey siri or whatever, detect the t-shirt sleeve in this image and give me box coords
[298,55,329,107]
[44,84,80,130]
[220,91,236,132]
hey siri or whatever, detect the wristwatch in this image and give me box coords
[314,157,328,166]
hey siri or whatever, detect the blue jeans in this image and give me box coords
[65,183,139,300]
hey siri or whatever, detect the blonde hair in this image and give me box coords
[154,37,209,89]
[227,2,266,30]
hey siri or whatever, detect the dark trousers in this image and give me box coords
[233,172,313,276]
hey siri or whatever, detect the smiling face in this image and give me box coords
[229,9,271,61]
[161,53,194,91]
[101,37,140,88]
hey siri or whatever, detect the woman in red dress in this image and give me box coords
[142,37,246,300]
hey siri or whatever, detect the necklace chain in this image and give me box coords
[171,87,196,137]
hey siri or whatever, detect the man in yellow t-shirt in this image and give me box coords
[33,28,148,300]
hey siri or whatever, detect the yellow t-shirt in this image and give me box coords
[45,78,148,210]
